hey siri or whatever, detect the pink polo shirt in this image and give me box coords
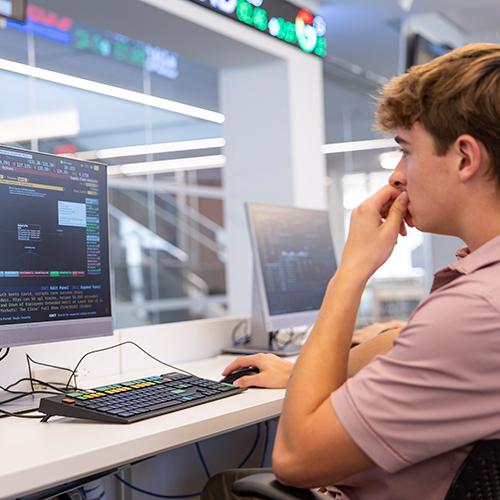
[330,235,500,499]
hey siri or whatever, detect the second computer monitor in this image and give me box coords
[241,202,337,355]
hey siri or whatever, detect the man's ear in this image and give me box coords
[454,134,482,182]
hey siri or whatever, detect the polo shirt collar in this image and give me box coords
[449,234,500,274]
[430,235,500,293]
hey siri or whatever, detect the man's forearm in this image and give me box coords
[348,329,400,377]
[276,267,367,448]
[272,187,409,486]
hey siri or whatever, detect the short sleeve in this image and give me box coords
[331,288,500,473]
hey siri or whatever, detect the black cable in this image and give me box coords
[0,407,41,419]
[26,354,78,392]
[64,341,196,389]
[0,376,76,420]
[0,389,61,406]
[0,347,10,362]
[231,320,250,346]
[0,380,67,421]
[195,442,210,479]
[26,354,76,375]
[260,420,270,467]
[114,423,263,498]
[194,423,262,474]
[114,474,201,499]
[2,377,71,394]
[237,423,261,468]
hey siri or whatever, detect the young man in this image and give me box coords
[202,43,500,499]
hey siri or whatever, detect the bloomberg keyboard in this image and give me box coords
[38,372,243,424]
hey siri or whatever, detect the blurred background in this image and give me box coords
[1,0,498,328]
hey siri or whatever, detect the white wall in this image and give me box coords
[139,0,327,315]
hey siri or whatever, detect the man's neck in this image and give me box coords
[454,187,500,252]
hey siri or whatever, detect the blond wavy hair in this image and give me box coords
[376,43,500,181]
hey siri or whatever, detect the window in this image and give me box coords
[0,0,227,328]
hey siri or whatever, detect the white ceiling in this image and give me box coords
[318,0,500,78]
[315,0,499,171]
[2,0,498,153]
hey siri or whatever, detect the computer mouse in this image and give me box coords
[220,366,260,385]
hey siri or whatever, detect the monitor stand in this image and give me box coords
[223,275,302,357]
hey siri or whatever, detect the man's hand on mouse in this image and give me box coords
[222,321,406,388]
[222,353,293,389]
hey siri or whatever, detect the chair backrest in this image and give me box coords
[444,440,500,500]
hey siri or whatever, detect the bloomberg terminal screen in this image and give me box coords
[252,205,337,315]
[0,146,111,326]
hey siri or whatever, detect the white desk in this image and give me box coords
[1,355,285,500]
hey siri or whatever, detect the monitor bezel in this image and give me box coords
[245,202,337,332]
[0,145,113,348]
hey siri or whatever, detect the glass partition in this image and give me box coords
[0,0,226,329]
[324,71,426,326]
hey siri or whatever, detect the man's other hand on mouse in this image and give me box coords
[222,353,293,389]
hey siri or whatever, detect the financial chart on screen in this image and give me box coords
[250,204,336,316]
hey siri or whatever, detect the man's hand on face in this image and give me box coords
[221,353,293,389]
[341,185,410,279]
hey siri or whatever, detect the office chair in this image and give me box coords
[232,440,500,500]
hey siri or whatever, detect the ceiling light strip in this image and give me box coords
[75,137,226,160]
[321,138,397,154]
[108,154,226,176]
[0,108,80,143]
[0,58,224,124]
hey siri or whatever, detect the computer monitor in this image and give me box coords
[406,33,453,69]
[0,145,112,347]
[0,0,26,22]
[226,202,337,356]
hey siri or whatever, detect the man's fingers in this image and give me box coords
[233,374,264,389]
[367,184,401,206]
[405,212,414,228]
[380,199,393,219]
[385,191,409,233]
[222,355,258,376]
[234,371,283,389]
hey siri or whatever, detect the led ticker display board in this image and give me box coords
[189,0,327,58]
[7,4,179,80]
